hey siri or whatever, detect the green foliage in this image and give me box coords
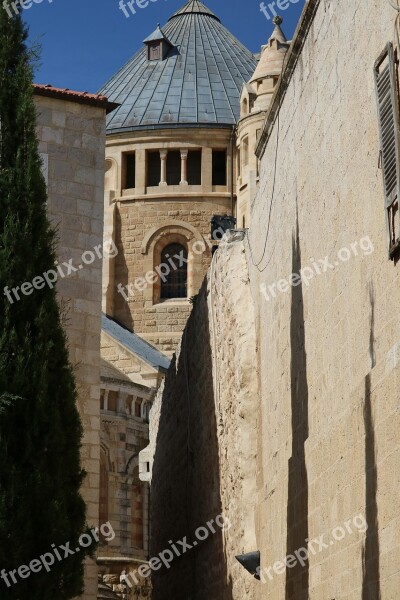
[0,8,91,599]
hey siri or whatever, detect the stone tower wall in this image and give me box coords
[103,128,235,355]
[35,95,106,600]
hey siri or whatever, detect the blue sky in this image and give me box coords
[23,0,305,93]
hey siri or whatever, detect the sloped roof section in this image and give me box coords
[143,24,172,45]
[102,314,170,372]
[33,84,118,113]
[99,0,257,132]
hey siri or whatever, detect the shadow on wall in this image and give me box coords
[113,205,133,330]
[150,281,233,600]
[285,213,309,600]
[362,284,381,599]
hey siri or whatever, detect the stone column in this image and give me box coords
[159,150,168,186]
[135,148,146,194]
[103,389,109,411]
[118,391,128,414]
[180,150,188,185]
[202,147,212,192]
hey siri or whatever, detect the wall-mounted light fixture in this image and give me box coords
[235,551,261,580]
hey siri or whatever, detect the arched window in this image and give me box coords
[242,136,249,167]
[160,243,188,300]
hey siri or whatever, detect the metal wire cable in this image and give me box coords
[388,0,400,11]
[245,112,280,273]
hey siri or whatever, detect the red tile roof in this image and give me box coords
[33,84,119,113]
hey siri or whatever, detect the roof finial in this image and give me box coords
[268,14,288,45]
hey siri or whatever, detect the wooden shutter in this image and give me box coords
[149,43,161,61]
[374,43,400,257]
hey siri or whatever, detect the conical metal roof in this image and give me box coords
[170,0,219,18]
[99,0,257,132]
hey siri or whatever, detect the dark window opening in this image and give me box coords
[160,243,188,300]
[124,153,136,189]
[166,151,181,185]
[147,151,161,187]
[187,150,202,185]
[135,400,141,418]
[212,150,227,186]
[107,391,117,412]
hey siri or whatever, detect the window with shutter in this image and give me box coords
[374,43,400,258]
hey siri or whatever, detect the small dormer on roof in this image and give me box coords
[143,24,173,61]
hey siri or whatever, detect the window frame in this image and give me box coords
[159,242,188,301]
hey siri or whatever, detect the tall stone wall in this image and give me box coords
[150,234,259,600]
[247,0,400,598]
[35,95,106,600]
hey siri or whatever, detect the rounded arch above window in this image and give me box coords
[141,220,204,256]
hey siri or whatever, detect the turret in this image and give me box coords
[236,16,290,228]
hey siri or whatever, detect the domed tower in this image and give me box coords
[236,15,290,228]
[99,0,256,355]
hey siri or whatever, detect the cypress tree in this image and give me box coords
[0,7,92,599]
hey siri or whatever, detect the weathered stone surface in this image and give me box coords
[150,236,259,600]
[35,93,106,600]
